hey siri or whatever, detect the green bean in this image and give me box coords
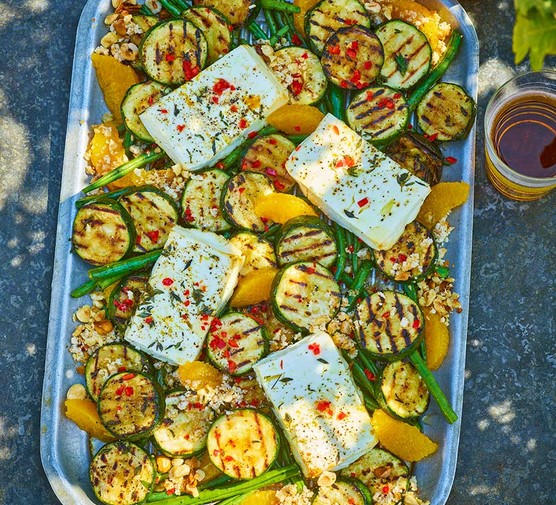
[82,151,165,193]
[409,351,457,424]
[263,9,279,36]
[88,250,162,281]
[147,466,300,503]
[333,223,347,281]
[247,21,268,41]
[159,0,181,17]
[76,187,132,209]
[140,4,154,15]
[269,25,290,46]
[346,260,373,311]
[261,0,301,13]
[407,31,463,112]
[70,279,97,298]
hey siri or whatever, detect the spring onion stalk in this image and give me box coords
[269,25,290,46]
[89,250,162,281]
[346,260,373,311]
[82,151,165,193]
[147,466,300,503]
[261,0,301,13]
[333,223,347,281]
[355,347,380,378]
[340,272,353,288]
[409,351,458,424]
[364,396,380,412]
[407,31,463,112]
[70,279,97,298]
[247,21,268,41]
[159,0,181,16]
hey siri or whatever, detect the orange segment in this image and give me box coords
[293,0,319,36]
[254,193,317,224]
[423,307,450,370]
[64,398,115,442]
[230,267,278,308]
[371,409,438,461]
[239,489,279,505]
[267,104,325,135]
[91,53,140,124]
[177,361,224,391]
[417,181,470,227]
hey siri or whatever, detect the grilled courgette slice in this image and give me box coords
[346,86,409,144]
[182,6,231,64]
[321,25,383,90]
[272,261,342,333]
[90,441,155,505]
[306,0,370,54]
[192,0,257,27]
[340,447,409,496]
[139,19,208,86]
[152,390,215,457]
[207,312,268,375]
[221,172,275,232]
[121,81,168,142]
[229,231,277,278]
[379,359,430,419]
[355,291,423,360]
[416,82,476,141]
[118,185,179,253]
[207,409,279,479]
[373,221,437,283]
[180,168,231,232]
[98,371,164,441]
[275,215,337,268]
[241,134,297,192]
[269,46,328,105]
[383,131,444,185]
[85,343,151,402]
[72,198,136,266]
[313,479,369,505]
[376,20,432,90]
[106,273,149,324]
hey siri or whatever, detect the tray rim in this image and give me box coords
[40,1,479,503]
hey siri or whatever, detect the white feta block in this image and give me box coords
[124,226,243,365]
[140,45,289,170]
[285,114,430,250]
[253,332,377,478]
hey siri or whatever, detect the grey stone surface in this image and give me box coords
[0,0,554,504]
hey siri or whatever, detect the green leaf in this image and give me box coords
[513,1,556,70]
[394,53,409,76]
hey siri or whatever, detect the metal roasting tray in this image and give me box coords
[40,1,478,503]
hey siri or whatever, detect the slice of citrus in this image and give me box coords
[254,193,317,224]
[91,53,140,124]
[417,181,470,227]
[293,0,320,36]
[371,409,438,461]
[64,398,115,442]
[177,361,224,390]
[267,104,325,135]
[230,267,278,308]
[239,489,279,505]
[423,307,450,370]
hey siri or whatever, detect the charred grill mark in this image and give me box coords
[253,414,268,475]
